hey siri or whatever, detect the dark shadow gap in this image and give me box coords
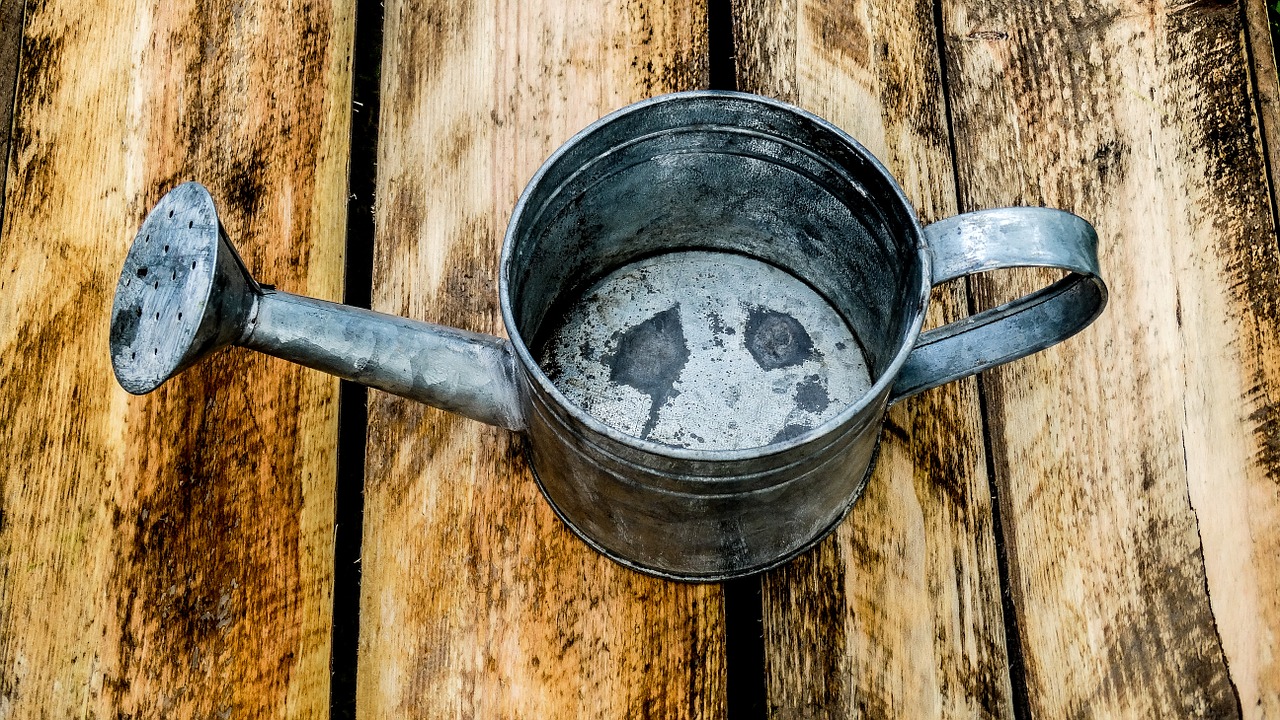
[1244,0,1280,255]
[976,380,1034,720]
[722,575,768,720]
[330,0,382,714]
[708,0,738,91]
[930,0,1032,716]
[711,3,765,719]
[0,0,29,234]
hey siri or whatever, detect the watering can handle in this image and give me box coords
[889,207,1108,404]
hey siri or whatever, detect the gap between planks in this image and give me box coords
[1243,0,1280,256]
[0,0,27,233]
[330,0,385,714]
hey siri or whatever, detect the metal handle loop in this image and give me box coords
[889,207,1109,403]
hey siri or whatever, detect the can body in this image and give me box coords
[499,92,932,580]
[520,360,887,579]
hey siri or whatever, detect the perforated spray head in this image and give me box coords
[109,182,261,394]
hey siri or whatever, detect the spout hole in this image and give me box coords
[144,235,150,243]
[154,348,158,355]
[168,210,173,218]
[153,281,158,290]
[124,279,130,287]
[171,270,177,280]
[187,221,193,229]
[177,312,182,320]
[164,244,169,253]
[191,261,197,270]
[131,351,136,360]
[155,312,160,320]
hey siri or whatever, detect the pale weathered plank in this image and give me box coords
[1232,14,1280,714]
[356,0,724,717]
[733,0,1015,717]
[0,0,353,715]
[941,0,1280,714]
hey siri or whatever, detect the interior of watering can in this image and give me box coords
[508,95,924,449]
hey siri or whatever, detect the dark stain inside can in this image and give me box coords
[538,251,871,450]
[706,310,735,347]
[744,306,816,370]
[793,374,830,413]
[771,422,812,443]
[604,304,690,438]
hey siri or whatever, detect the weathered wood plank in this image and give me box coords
[1222,7,1280,712]
[0,0,353,715]
[356,1,724,717]
[733,0,1016,717]
[940,0,1280,714]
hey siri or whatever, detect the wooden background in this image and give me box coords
[1,0,1278,717]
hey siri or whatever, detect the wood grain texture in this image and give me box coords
[734,0,1015,717]
[357,1,723,717]
[940,0,1280,714]
[0,0,352,716]
[1227,11,1280,714]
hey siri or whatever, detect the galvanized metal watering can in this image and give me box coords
[111,91,1107,581]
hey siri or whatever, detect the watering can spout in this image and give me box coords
[109,182,526,431]
[241,290,526,429]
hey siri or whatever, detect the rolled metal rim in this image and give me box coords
[499,89,932,465]
[526,436,884,582]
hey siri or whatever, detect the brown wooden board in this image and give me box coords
[940,0,1280,714]
[732,0,1016,716]
[356,0,725,717]
[0,0,353,715]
